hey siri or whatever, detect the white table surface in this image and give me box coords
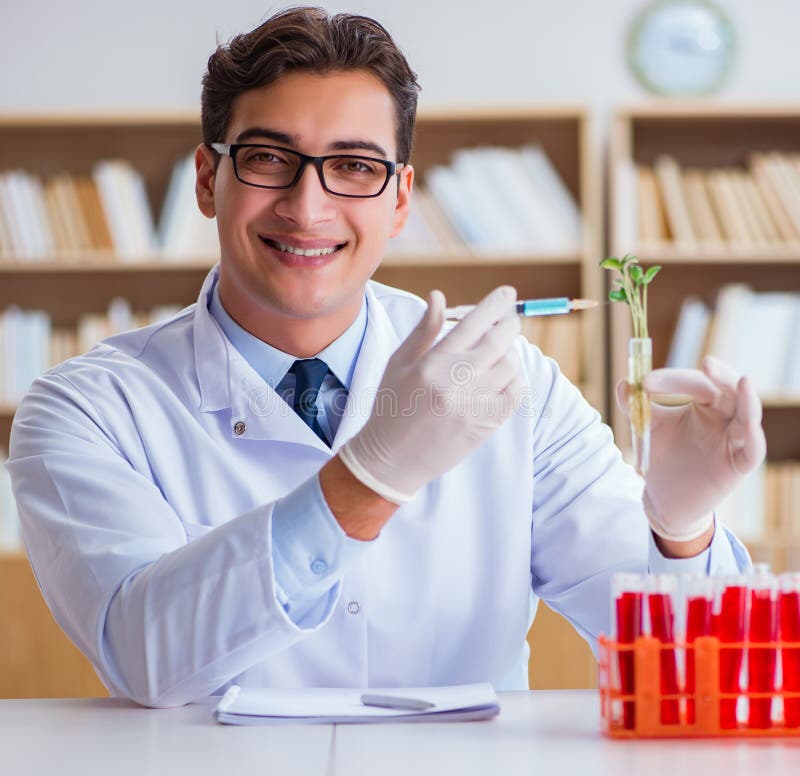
[1,691,798,776]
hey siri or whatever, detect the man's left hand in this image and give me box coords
[617,355,767,543]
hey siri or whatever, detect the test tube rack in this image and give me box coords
[598,634,800,738]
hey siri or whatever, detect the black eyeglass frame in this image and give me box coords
[210,142,405,199]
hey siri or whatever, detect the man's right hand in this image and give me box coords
[337,285,524,505]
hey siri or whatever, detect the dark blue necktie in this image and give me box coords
[289,358,329,444]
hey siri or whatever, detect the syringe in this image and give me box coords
[445,297,597,320]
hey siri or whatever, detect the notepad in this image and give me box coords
[213,683,500,725]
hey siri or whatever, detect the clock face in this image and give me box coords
[628,0,736,96]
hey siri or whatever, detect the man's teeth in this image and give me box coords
[269,239,338,256]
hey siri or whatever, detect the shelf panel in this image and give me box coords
[763,398,800,409]
[0,253,583,272]
[626,246,800,264]
[0,259,216,273]
[381,251,582,267]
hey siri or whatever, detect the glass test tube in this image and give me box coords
[627,338,652,476]
[779,573,800,728]
[715,575,747,729]
[684,574,714,725]
[647,574,680,724]
[613,573,645,730]
[747,568,778,729]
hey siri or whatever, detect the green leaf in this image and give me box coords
[608,289,627,303]
[621,253,638,265]
[629,264,643,284]
[644,265,661,284]
[600,257,623,270]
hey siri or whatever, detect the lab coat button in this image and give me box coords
[346,600,361,615]
[233,421,246,436]
[310,559,328,575]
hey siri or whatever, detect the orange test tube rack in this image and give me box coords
[598,634,800,738]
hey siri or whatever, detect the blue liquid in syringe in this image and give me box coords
[515,297,571,316]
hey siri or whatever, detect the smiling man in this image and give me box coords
[7,7,765,708]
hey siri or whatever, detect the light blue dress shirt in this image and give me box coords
[209,283,370,617]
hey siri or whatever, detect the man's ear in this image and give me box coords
[195,143,217,218]
[389,164,414,238]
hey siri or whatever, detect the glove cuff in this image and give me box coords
[643,489,715,543]
[338,441,416,505]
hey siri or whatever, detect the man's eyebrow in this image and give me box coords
[328,139,389,158]
[233,128,389,159]
[234,127,295,145]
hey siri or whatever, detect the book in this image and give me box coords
[653,155,695,250]
[716,462,766,543]
[158,153,218,261]
[451,148,529,253]
[425,164,484,250]
[750,153,800,243]
[681,168,723,248]
[614,158,638,251]
[214,683,500,725]
[519,145,582,246]
[665,296,712,369]
[706,169,749,248]
[636,164,670,248]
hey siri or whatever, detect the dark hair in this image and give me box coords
[201,6,420,163]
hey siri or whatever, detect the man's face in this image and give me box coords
[196,69,413,332]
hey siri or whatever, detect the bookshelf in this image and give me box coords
[610,105,800,571]
[0,108,602,696]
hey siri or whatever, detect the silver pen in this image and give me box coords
[360,693,435,711]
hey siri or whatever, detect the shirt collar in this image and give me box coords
[206,269,367,391]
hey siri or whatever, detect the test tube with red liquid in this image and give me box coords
[747,568,778,729]
[647,574,680,724]
[715,575,747,729]
[779,573,800,728]
[613,573,644,730]
[684,574,714,725]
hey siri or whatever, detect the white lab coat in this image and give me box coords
[7,267,746,707]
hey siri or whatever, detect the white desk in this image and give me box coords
[1,692,798,776]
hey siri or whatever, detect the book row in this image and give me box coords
[617,151,800,252]
[388,145,581,256]
[0,301,182,402]
[666,284,800,399]
[0,155,218,262]
[0,143,581,263]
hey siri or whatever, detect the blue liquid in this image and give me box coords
[515,297,570,317]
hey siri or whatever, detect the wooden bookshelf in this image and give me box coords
[0,109,603,696]
[610,105,800,570]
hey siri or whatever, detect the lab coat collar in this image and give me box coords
[192,266,403,449]
[194,266,231,413]
[330,284,403,452]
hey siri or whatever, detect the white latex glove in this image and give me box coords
[338,285,524,504]
[616,355,767,542]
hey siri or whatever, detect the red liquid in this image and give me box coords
[748,590,777,729]
[685,596,712,724]
[716,584,746,729]
[616,591,643,730]
[648,592,680,724]
[780,590,800,728]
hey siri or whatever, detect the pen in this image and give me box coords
[445,297,598,320]
[360,693,435,711]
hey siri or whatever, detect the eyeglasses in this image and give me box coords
[211,143,405,198]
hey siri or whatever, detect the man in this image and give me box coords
[7,7,764,708]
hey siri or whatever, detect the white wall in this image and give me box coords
[1,0,799,115]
